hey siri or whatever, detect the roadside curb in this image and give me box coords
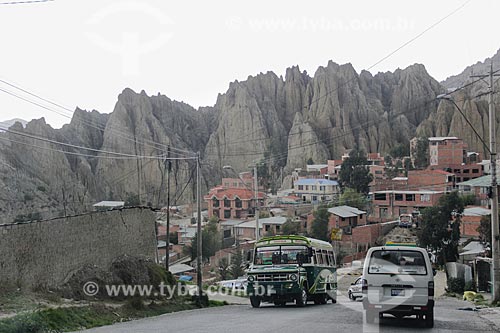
[478,307,500,331]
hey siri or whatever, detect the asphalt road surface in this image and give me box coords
[75,296,499,333]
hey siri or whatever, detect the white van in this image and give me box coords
[362,245,435,327]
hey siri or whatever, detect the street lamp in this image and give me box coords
[223,165,260,241]
[437,93,499,301]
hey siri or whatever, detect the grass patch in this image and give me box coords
[0,305,117,333]
[0,295,228,333]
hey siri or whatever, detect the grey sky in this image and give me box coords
[0,0,498,128]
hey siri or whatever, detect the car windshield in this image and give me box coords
[254,245,309,265]
[368,250,427,275]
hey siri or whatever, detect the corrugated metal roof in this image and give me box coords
[328,205,366,218]
[457,174,499,187]
[93,201,125,207]
[235,216,287,229]
[463,207,491,216]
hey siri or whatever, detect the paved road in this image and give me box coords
[75,295,499,333]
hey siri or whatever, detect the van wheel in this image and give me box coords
[250,296,261,308]
[296,288,308,307]
[425,310,434,328]
[348,291,355,301]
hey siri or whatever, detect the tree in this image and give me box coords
[125,193,140,206]
[282,218,301,235]
[230,246,245,279]
[417,192,464,264]
[477,215,492,249]
[338,149,373,195]
[339,188,367,211]
[218,257,230,280]
[389,143,410,158]
[311,206,330,241]
[190,218,222,261]
[413,137,428,169]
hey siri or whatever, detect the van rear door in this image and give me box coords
[366,248,430,307]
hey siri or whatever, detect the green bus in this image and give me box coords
[246,235,337,308]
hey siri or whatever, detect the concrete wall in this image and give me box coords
[0,207,156,289]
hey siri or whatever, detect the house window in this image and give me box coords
[276,225,280,232]
[224,210,231,218]
[472,169,479,174]
[224,182,230,187]
[312,196,317,201]
[463,169,470,174]
[213,199,219,208]
[298,185,303,190]
[405,194,415,201]
[233,182,238,187]
[235,198,242,208]
[265,225,270,232]
[311,185,317,190]
[374,193,387,201]
[395,193,403,201]
[305,185,309,190]
[224,198,231,207]
[420,194,430,202]
[399,208,407,214]
[380,207,388,218]
[319,186,325,191]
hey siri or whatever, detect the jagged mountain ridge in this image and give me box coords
[2,54,497,223]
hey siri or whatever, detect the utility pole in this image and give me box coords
[254,164,259,241]
[472,62,500,302]
[165,145,172,272]
[196,152,203,304]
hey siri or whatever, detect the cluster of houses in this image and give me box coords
[156,136,496,279]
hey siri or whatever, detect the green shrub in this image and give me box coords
[447,277,465,293]
[464,280,476,292]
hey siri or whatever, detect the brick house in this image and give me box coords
[370,190,444,222]
[327,159,343,180]
[457,174,497,207]
[233,216,287,241]
[428,137,468,166]
[327,205,367,235]
[407,169,455,192]
[293,178,340,203]
[460,206,490,238]
[435,163,484,183]
[204,186,265,220]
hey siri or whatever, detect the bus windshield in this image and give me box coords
[254,245,309,265]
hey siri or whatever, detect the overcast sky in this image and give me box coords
[0,0,499,128]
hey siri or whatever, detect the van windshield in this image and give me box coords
[254,245,309,265]
[368,250,427,275]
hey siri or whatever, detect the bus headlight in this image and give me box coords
[289,274,298,281]
[247,275,255,282]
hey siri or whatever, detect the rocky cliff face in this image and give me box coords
[0,56,484,223]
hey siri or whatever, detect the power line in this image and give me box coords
[0,82,195,157]
[0,125,171,159]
